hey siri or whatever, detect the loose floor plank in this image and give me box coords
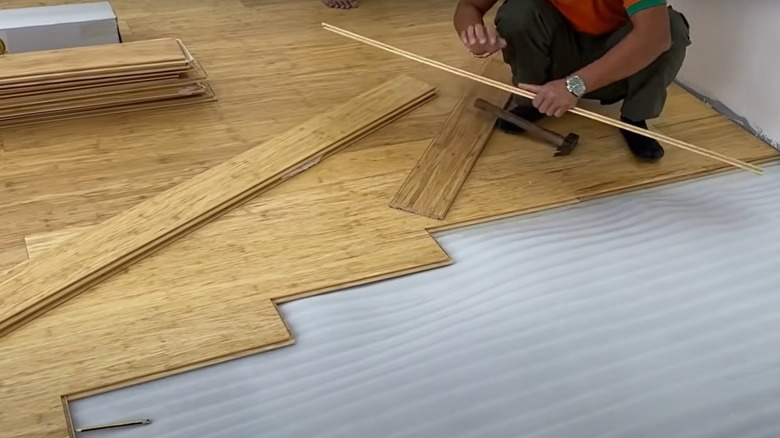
[390,59,511,219]
[0,75,437,338]
[0,39,188,85]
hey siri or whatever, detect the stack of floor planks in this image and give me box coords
[0,38,215,127]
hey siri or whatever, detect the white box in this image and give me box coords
[0,2,120,55]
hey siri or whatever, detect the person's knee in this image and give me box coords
[494,0,552,40]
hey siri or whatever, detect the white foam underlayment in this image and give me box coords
[71,161,780,437]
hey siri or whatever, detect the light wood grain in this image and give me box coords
[390,59,511,219]
[0,1,777,437]
[0,74,436,339]
[25,226,93,259]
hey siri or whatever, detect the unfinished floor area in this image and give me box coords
[0,0,777,437]
[71,162,780,438]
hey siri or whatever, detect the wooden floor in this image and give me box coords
[0,0,777,437]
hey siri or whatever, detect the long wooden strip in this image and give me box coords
[390,59,510,220]
[321,22,764,175]
[0,75,437,338]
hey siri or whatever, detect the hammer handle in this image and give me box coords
[474,98,565,148]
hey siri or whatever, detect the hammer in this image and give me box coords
[474,98,579,156]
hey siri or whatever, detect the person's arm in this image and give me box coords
[576,5,672,92]
[453,0,500,34]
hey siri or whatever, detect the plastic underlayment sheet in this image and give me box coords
[72,162,780,438]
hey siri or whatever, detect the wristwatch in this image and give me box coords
[565,75,586,98]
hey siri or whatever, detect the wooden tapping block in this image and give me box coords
[0,74,437,339]
[389,59,510,220]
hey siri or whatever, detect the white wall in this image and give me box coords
[671,0,780,146]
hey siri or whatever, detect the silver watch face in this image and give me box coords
[566,75,586,98]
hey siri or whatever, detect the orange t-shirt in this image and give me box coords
[549,0,667,35]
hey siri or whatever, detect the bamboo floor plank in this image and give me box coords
[0,75,437,339]
[0,59,191,84]
[0,71,183,96]
[0,83,208,119]
[0,1,778,437]
[0,61,206,102]
[390,58,511,219]
[0,78,198,107]
[0,86,218,129]
[0,38,187,84]
[0,65,189,90]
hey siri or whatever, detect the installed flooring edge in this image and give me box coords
[70,162,780,438]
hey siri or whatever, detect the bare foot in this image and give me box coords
[321,0,357,8]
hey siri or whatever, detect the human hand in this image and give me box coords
[516,79,578,117]
[460,24,506,58]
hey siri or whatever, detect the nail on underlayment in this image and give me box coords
[75,419,152,433]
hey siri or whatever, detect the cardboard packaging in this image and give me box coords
[0,2,121,55]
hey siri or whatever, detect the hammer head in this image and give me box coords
[553,133,579,156]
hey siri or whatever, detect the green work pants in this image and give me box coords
[494,0,692,121]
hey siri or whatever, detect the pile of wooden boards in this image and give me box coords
[0,38,215,127]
